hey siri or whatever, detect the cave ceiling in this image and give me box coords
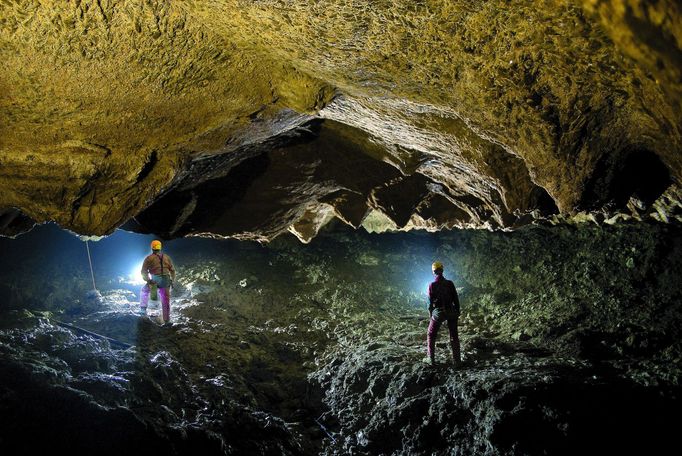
[0,0,680,241]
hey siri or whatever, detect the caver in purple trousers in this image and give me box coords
[140,284,170,323]
[427,310,461,362]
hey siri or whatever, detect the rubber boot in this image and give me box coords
[450,343,462,367]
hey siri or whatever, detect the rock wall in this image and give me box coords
[0,1,680,240]
[304,222,682,454]
[1,221,681,453]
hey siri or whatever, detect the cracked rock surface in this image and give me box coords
[1,1,680,240]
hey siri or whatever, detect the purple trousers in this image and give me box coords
[427,313,461,362]
[140,284,171,322]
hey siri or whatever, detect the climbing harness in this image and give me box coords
[151,252,172,290]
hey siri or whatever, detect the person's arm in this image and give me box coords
[167,256,176,282]
[428,283,435,314]
[140,257,151,283]
[450,281,460,314]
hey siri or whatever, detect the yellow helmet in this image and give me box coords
[151,240,162,251]
[432,261,444,272]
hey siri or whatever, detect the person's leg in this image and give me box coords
[427,318,442,360]
[140,284,150,312]
[159,287,170,323]
[446,317,461,364]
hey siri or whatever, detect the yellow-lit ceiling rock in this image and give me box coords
[0,0,680,240]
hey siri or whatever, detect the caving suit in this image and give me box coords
[140,251,175,322]
[427,274,461,363]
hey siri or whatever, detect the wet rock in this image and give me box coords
[1,222,681,454]
[511,330,532,342]
[0,309,315,455]
[312,346,681,455]
[69,372,131,406]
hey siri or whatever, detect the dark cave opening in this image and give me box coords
[582,148,672,210]
[612,148,671,207]
[530,185,560,215]
[0,208,35,238]
[131,153,273,238]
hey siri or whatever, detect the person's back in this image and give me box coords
[429,274,460,315]
[425,261,461,366]
[139,240,176,324]
[141,251,175,288]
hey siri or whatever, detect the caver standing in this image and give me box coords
[424,261,461,366]
[140,239,176,324]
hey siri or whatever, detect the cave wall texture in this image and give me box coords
[0,222,680,454]
[0,0,681,240]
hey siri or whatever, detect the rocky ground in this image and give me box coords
[0,221,680,455]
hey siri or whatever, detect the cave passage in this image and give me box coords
[0,222,681,455]
[1,2,681,455]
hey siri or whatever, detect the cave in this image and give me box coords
[0,1,681,455]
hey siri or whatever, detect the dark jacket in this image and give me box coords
[428,274,460,314]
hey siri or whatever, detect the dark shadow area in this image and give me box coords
[135,150,159,184]
[133,152,272,238]
[0,208,36,238]
[530,185,560,214]
[582,148,671,209]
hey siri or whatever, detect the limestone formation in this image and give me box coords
[1,0,680,240]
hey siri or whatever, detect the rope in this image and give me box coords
[85,240,97,291]
[314,417,337,444]
[52,319,132,349]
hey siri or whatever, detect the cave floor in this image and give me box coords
[0,223,680,455]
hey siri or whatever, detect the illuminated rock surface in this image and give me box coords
[1,1,681,454]
[0,1,680,240]
[0,223,680,454]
